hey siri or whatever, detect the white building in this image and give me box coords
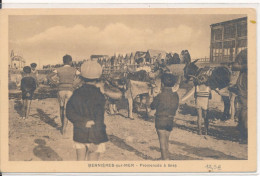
[9,50,26,69]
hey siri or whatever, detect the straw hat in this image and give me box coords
[80,60,102,79]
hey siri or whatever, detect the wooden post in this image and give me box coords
[210,26,213,63]
[221,25,224,63]
[235,22,238,60]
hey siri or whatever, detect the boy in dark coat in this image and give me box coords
[66,60,108,161]
[150,73,179,160]
[20,66,37,119]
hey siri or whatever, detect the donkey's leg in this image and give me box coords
[60,106,65,133]
[222,96,230,120]
[128,98,134,120]
[230,92,236,121]
[197,108,202,135]
[145,95,151,119]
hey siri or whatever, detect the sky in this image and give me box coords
[9,14,246,67]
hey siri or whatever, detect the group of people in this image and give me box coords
[18,48,248,161]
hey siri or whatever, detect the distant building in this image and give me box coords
[210,17,247,63]
[145,49,167,64]
[134,51,147,64]
[9,50,25,69]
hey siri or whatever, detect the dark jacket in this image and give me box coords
[150,87,179,131]
[66,84,108,144]
[21,76,37,92]
[20,76,37,100]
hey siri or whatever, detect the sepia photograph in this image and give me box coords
[0,8,256,172]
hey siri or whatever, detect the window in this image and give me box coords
[237,22,247,37]
[224,25,236,39]
[224,40,235,48]
[238,39,247,48]
[213,28,222,41]
[212,42,223,62]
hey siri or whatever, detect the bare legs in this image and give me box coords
[197,108,209,135]
[58,91,72,135]
[76,148,100,161]
[22,99,32,119]
[157,129,170,160]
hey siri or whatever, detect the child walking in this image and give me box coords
[182,74,212,135]
[20,66,37,119]
[66,60,108,161]
[150,73,179,160]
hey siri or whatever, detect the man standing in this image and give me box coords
[230,49,247,141]
[47,54,80,135]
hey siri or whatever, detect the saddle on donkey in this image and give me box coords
[127,70,153,83]
[196,66,231,90]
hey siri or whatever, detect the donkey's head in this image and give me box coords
[183,59,199,82]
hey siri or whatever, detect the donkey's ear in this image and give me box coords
[192,59,199,64]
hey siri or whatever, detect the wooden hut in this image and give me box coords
[210,17,247,63]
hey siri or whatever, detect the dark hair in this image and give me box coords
[63,54,72,64]
[30,63,37,68]
[161,73,176,87]
[23,66,31,74]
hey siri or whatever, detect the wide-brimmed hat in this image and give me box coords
[81,60,102,79]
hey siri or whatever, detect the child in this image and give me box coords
[66,60,108,161]
[47,54,80,135]
[150,73,179,160]
[20,66,37,119]
[182,74,212,135]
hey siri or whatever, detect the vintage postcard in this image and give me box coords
[0,8,256,173]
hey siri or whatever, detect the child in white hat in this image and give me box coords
[66,60,108,160]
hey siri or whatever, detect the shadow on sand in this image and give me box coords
[108,134,155,160]
[30,108,60,130]
[33,138,63,161]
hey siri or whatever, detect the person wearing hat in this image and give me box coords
[47,54,80,135]
[150,73,179,160]
[66,60,108,161]
[20,66,37,119]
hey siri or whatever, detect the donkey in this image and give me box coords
[183,59,232,122]
[102,68,162,120]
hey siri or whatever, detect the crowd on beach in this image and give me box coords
[16,48,247,160]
